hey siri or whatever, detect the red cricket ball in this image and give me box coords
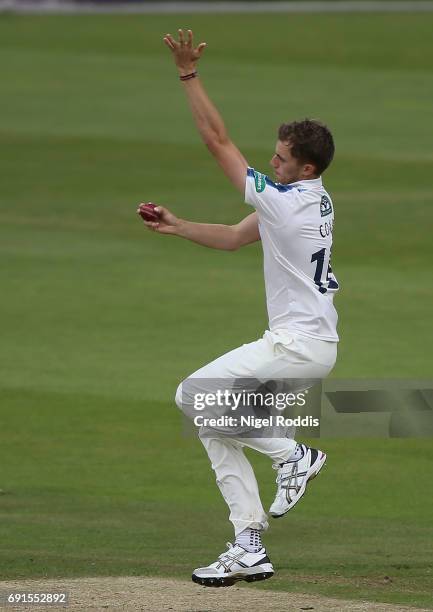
[138,202,160,222]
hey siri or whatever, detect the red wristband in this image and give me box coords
[180,71,198,81]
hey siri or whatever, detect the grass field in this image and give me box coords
[0,13,432,609]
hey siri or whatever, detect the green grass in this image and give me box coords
[0,13,432,609]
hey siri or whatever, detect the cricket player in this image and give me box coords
[139,29,339,587]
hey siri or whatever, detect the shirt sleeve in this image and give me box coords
[245,167,265,208]
[245,167,298,223]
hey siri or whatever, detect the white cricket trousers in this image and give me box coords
[175,329,337,536]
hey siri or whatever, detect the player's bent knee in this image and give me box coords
[175,379,198,422]
[175,382,184,410]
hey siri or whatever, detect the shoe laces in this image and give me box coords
[272,461,298,487]
[218,542,243,562]
[219,542,234,557]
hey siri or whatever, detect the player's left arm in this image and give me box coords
[163,29,248,194]
[138,205,259,251]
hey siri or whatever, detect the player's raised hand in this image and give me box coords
[137,203,181,235]
[163,29,206,74]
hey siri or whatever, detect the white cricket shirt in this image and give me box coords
[245,167,339,342]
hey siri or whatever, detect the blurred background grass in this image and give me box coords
[0,13,432,608]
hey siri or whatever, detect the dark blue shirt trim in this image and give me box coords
[247,168,306,193]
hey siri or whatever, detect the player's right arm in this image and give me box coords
[138,205,260,251]
[163,29,248,194]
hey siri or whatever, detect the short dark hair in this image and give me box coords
[278,119,335,175]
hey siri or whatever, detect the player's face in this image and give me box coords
[270,140,311,184]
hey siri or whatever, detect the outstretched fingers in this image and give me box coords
[163,29,207,62]
[163,33,177,50]
[196,41,207,56]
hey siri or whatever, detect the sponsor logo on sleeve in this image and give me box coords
[254,171,267,193]
[320,195,333,217]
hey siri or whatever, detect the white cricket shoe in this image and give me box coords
[192,542,274,587]
[269,443,327,518]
